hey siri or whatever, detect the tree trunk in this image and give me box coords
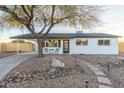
[37,38,44,58]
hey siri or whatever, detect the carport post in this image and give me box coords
[16,42,19,55]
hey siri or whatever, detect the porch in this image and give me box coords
[43,39,70,54]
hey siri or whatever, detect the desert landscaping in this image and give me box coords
[0,5,124,89]
[0,54,124,88]
[0,55,98,88]
[75,54,124,87]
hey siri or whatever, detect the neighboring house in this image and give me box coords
[11,32,120,54]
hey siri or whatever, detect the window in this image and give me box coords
[98,40,110,45]
[76,40,82,45]
[45,40,61,47]
[82,40,88,45]
[98,40,104,45]
[105,40,110,45]
[76,39,88,45]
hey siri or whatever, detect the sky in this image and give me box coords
[92,6,124,37]
[0,5,124,42]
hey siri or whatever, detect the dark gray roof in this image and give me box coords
[10,33,120,39]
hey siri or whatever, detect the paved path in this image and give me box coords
[69,56,113,88]
[0,52,33,80]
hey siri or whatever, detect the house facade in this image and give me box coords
[11,32,119,55]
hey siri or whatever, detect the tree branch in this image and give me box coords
[0,6,36,34]
[21,5,31,17]
[50,5,55,24]
[54,15,71,24]
[42,5,56,41]
[0,6,26,25]
[21,5,35,33]
[35,8,47,34]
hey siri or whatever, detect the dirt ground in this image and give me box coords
[0,52,16,58]
[75,53,124,88]
[1,53,124,88]
[0,55,98,88]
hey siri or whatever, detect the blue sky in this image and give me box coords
[0,5,124,42]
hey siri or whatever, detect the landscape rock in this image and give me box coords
[38,77,45,80]
[27,74,31,78]
[47,68,56,75]
[23,74,27,77]
[51,58,65,68]
[18,74,23,78]
[14,72,20,76]
[0,82,6,87]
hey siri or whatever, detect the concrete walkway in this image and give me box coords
[69,56,113,88]
[0,52,33,80]
[85,62,112,88]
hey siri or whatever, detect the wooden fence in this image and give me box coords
[0,43,34,53]
[119,42,124,53]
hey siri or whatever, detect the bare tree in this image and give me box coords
[0,5,103,57]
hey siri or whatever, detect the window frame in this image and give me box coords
[76,39,88,46]
[98,39,110,46]
[45,39,61,47]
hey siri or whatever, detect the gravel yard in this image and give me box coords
[75,54,124,88]
[0,55,98,88]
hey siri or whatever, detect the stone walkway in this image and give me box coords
[0,52,33,80]
[69,57,113,88]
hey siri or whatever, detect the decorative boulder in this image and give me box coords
[117,57,124,60]
[51,58,65,68]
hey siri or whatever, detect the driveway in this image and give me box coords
[0,52,33,80]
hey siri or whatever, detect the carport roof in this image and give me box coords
[10,33,120,39]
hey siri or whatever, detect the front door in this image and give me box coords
[63,40,69,53]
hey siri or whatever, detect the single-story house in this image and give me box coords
[11,32,120,54]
